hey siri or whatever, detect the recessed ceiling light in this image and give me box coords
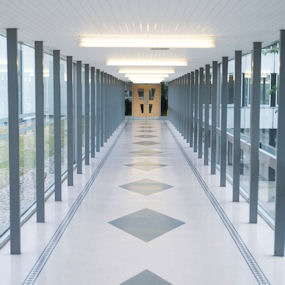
[118,68,175,74]
[79,34,215,48]
[107,59,187,66]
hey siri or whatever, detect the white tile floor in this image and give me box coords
[0,119,284,284]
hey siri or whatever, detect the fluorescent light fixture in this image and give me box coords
[118,68,175,74]
[125,73,169,78]
[79,34,215,48]
[107,59,187,66]
[128,76,165,82]
[130,79,164,84]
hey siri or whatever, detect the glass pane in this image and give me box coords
[149,104,153,113]
[43,53,54,190]
[140,104,144,113]
[226,59,234,178]
[125,83,132,116]
[20,44,36,214]
[0,35,9,235]
[258,43,279,219]
[239,53,252,196]
[60,59,67,174]
[138,88,144,100]
[149,88,155,100]
[161,82,168,116]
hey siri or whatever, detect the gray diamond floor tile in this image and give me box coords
[121,270,172,285]
[120,178,173,195]
[130,150,162,157]
[109,208,185,242]
[135,141,159,146]
[125,161,167,171]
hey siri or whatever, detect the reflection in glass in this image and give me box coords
[43,53,54,191]
[138,89,144,100]
[149,88,155,100]
[226,59,234,178]
[257,43,279,219]
[60,59,67,174]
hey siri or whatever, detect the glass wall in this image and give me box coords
[19,44,36,214]
[258,43,279,219]
[240,53,252,195]
[125,82,132,116]
[0,33,122,240]
[0,35,9,235]
[226,59,234,178]
[216,44,279,220]
[60,59,67,174]
[43,53,54,191]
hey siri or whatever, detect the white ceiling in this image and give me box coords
[0,0,285,81]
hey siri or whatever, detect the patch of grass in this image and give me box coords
[0,118,68,189]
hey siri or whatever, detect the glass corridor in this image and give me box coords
[169,41,280,227]
[0,32,125,242]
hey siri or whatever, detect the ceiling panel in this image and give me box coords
[0,0,284,80]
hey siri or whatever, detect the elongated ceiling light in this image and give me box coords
[79,34,215,48]
[107,59,187,66]
[129,78,165,84]
[127,75,165,81]
[118,68,175,74]
[125,73,169,78]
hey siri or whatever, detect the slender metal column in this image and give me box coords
[100,71,104,147]
[186,73,190,144]
[198,68,204,158]
[85,64,90,165]
[96,69,100,152]
[211,61,218,174]
[275,30,285,256]
[233,51,242,202]
[53,50,61,201]
[194,70,199,152]
[105,74,109,142]
[204,64,210,165]
[35,41,45,222]
[7,28,20,254]
[183,74,186,139]
[220,57,228,187]
[67,56,73,186]
[76,61,82,174]
[190,72,194,147]
[177,78,180,133]
[249,42,261,223]
[183,75,187,138]
[91,67,95,158]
